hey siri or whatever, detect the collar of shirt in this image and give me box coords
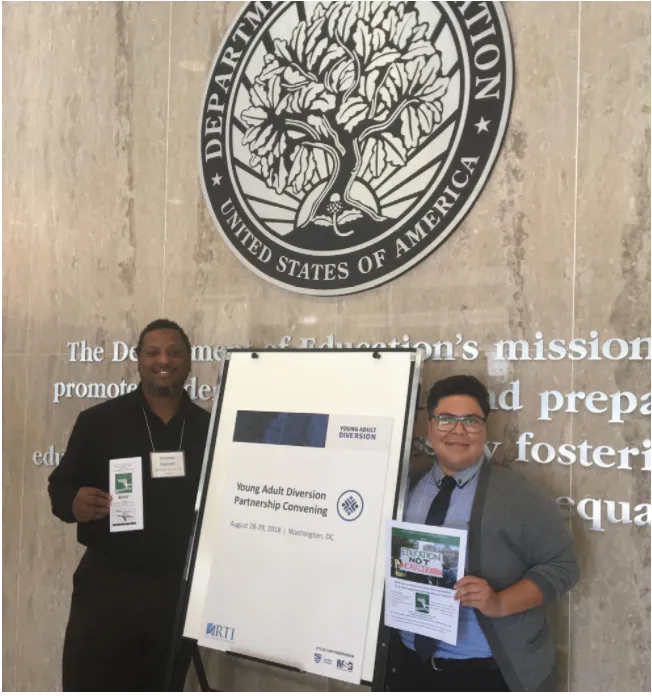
[431,455,484,489]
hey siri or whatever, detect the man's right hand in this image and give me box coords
[72,487,112,522]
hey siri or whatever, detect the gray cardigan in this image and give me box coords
[464,459,580,691]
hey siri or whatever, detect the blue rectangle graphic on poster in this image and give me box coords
[233,411,329,448]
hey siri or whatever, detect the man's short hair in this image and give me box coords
[427,375,491,418]
[135,319,192,357]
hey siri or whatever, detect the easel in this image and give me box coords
[163,348,422,692]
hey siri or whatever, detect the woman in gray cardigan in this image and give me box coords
[389,375,580,692]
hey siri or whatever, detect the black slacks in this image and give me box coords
[62,549,192,692]
[389,639,510,692]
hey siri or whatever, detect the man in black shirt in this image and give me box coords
[48,319,211,691]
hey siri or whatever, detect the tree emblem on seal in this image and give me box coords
[240,2,450,238]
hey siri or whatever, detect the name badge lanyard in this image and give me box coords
[141,405,186,453]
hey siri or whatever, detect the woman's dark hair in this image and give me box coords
[135,319,191,357]
[426,375,491,418]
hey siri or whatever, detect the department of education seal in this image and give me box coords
[200,1,513,295]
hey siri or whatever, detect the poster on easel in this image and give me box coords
[198,411,394,683]
[179,349,421,686]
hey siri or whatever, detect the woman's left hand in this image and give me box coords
[454,576,502,617]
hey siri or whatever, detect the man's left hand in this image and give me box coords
[454,576,501,617]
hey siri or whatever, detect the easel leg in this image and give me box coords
[192,643,218,692]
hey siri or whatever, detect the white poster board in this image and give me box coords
[182,350,420,684]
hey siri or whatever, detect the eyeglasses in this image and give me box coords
[430,413,486,434]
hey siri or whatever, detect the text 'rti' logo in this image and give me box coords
[205,623,235,641]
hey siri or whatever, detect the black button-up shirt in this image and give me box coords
[48,385,210,573]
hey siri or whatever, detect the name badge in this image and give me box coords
[150,451,186,479]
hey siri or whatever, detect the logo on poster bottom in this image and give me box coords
[337,659,354,672]
[205,623,235,641]
[314,653,322,664]
[416,593,430,614]
[337,490,364,521]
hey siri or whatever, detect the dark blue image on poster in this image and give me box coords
[233,411,329,448]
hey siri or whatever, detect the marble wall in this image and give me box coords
[2,1,650,692]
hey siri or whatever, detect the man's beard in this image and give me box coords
[143,381,181,398]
